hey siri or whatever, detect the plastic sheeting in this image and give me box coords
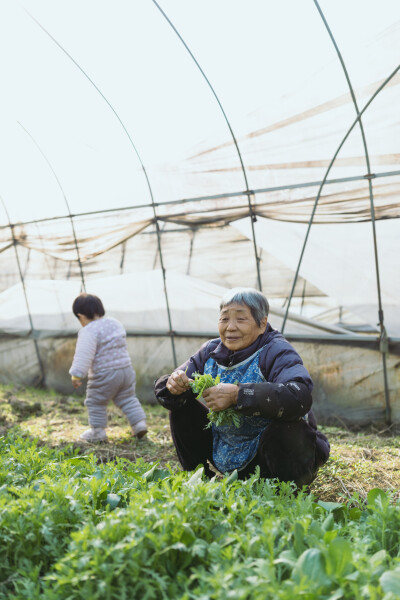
[0,271,350,338]
[232,216,400,335]
[0,0,399,349]
[1,0,399,219]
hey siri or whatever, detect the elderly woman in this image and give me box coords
[154,288,329,487]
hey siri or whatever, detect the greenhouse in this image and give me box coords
[2,3,400,600]
[0,0,399,427]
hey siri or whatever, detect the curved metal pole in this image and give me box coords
[25,8,178,366]
[151,0,262,291]
[313,1,391,421]
[2,168,400,231]
[281,64,400,331]
[18,121,86,292]
[0,195,45,385]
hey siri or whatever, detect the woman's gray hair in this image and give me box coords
[220,288,269,326]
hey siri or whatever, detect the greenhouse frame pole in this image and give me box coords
[281,66,400,324]
[27,9,178,367]
[281,63,400,422]
[313,1,391,422]
[3,168,400,231]
[152,0,262,291]
[0,196,46,385]
[18,122,86,292]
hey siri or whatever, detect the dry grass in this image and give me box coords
[1,383,399,503]
[312,425,400,502]
[0,384,178,468]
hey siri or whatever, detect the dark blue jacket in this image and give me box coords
[155,323,318,427]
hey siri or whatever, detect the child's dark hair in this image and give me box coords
[72,293,105,320]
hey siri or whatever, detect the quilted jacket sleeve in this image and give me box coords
[235,339,313,421]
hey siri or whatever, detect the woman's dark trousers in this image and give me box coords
[169,398,330,487]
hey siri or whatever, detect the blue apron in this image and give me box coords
[204,345,271,473]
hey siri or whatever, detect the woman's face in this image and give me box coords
[218,302,267,351]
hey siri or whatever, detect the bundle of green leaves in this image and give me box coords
[189,372,241,428]
[189,372,220,400]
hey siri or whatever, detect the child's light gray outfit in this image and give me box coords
[69,317,146,429]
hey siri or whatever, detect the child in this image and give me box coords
[69,293,147,442]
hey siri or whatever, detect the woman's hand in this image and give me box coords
[166,369,192,395]
[202,383,239,411]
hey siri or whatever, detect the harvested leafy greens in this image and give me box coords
[189,372,241,428]
[189,372,220,400]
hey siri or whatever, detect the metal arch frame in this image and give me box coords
[1,168,400,230]
[151,0,262,291]
[26,9,178,367]
[18,121,86,292]
[0,195,46,384]
[279,70,400,312]
[3,4,398,389]
[312,0,391,423]
[281,4,399,421]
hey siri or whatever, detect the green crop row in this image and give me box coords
[0,432,400,599]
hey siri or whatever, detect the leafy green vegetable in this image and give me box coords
[189,372,220,400]
[2,432,400,599]
[188,372,241,428]
[206,406,241,429]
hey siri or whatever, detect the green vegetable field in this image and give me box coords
[1,385,400,599]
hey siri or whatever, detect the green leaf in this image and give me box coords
[380,570,400,594]
[294,548,328,586]
[367,488,388,507]
[345,571,360,582]
[274,549,297,568]
[185,467,204,487]
[164,542,188,553]
[323,530,338,544]
[369,549,388,569]
[322,513,335,532]
[64,456,90,466]
[207,407,241,429]
[191,539,208,558]
[142,464,170,482]
[225,470,238,484]
[105,493,121,510]
[326,538,353,578]
[293,521,306,556]
[348,507,362,521]
[317,500,346,523]
[317,500,344,512]
[189,372,220,400]
[327,590,344,600]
